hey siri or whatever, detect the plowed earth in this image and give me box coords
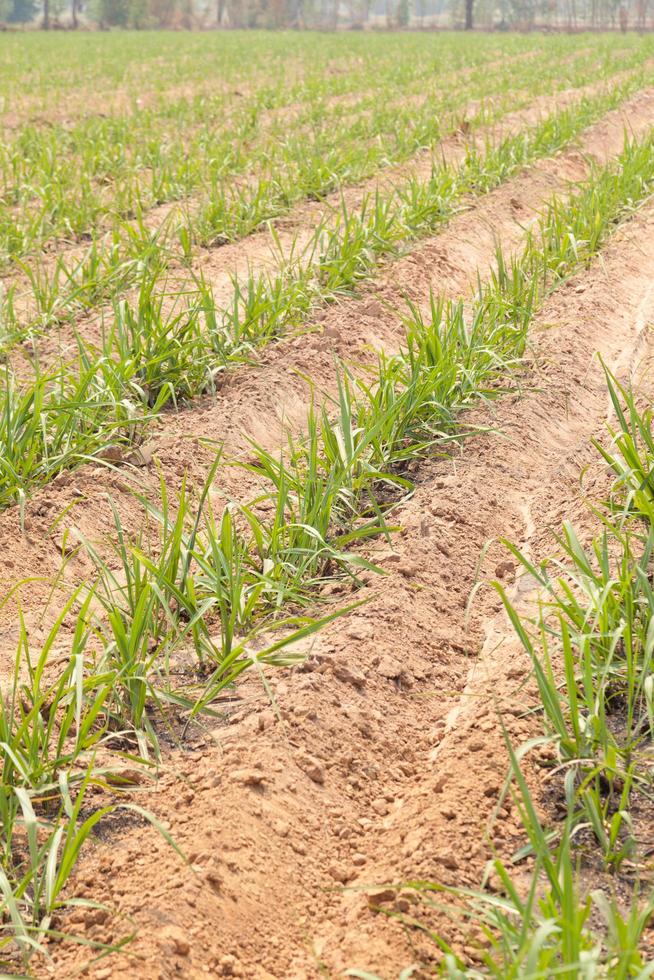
[6,65,654,980]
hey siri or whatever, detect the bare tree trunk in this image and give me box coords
[42,0,50,28]
[71,0,78,28]
[286,0,300,26]
[465,0,473,28]
[217,0,226,23]
[571,0,577,28]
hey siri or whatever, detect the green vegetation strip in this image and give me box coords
[0,38,635,267]
[4,43,642,344]
[0,43,570,263]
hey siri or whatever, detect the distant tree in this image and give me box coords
[42,0,49,26]
[148,0,177,25]
[130,0,148,24]
[180,0,193,27]
[269,0,286,25]
[347,0,370,20]
[7,0,38,20]
[464,0,473,26]
[97,0,128,24]
[290,0,305,25]
[396,0,409,22]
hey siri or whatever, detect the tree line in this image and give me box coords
[2,0,648,32]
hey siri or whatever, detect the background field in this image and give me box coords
[2,29,654,980]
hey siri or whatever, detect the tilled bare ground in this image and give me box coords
[8,95,654,979]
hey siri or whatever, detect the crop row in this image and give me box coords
[1,31,530,116]
[5,56,649,363]
[0,32,623,128]
[0,41,638,270]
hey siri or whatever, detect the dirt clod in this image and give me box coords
[333,662,367,687]
[295,753,326,784]
[229,768,266,787]
[367,888,397,908]
[161,925,191,956]
[218,953,242,976]
[377,655,402,679]
[437,849,459,870]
